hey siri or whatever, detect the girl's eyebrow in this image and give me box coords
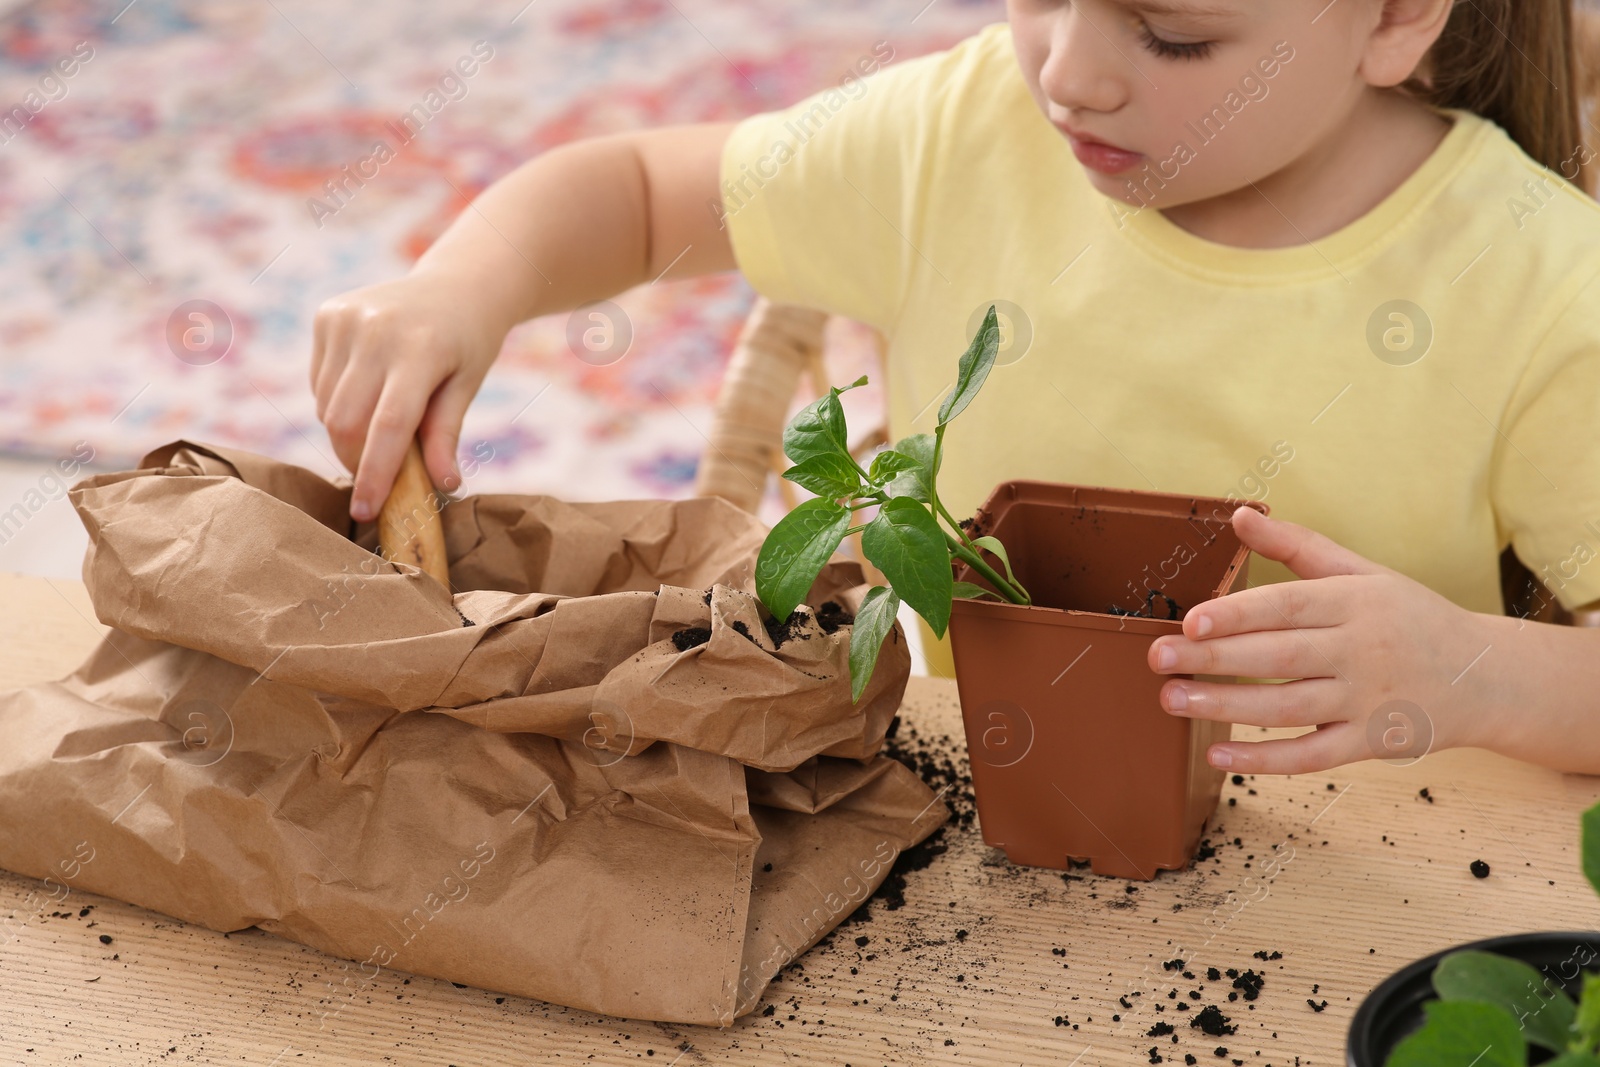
[1124,0,1241,19]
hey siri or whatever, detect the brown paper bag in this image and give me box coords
[0,442,945,1026]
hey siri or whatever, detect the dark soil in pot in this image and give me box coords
[947,480,1265,880]
[1347,931,1600,1067]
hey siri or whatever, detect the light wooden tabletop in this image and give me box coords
[2,570,1597,1066]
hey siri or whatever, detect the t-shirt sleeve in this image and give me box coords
[718,23,1010,332]
[1492,267,1600,612]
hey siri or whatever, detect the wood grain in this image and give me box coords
[376,440,449,588]
[1,571,1596,1066]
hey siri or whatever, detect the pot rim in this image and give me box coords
[953,479,1267,629]
[1346,930,1600,1067]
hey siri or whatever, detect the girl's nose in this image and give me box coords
[1038,5,1132,115]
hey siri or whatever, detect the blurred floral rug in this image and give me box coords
[0,0,1000,502]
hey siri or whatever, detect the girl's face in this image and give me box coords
[1007,0,1382,209]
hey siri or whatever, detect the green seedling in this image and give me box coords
[754,305,1032,702]
[1385,800,1600,1066]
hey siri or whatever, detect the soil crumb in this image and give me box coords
[1191,1004,1235,1036]
[815,601,854,634]
[731,620,754,642]
[764,610,806,648]
[671,627,712,652]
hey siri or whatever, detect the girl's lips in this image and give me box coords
[1060,128,1144,175]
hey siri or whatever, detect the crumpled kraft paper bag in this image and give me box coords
[0,442,946,1026]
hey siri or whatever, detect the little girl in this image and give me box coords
[311,0,1600,777]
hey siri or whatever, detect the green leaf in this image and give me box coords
[755,498,851,623]
[867,449,919,484]
[972,535,1020,587]
[1433,950,1576,1053]
[783,376,867,466]
[883,434,938,502]
[1574,972,1600,1051]
[1384,1000,1525,1067]
[1582,800,1600,900]
[848,586,900,703]
[1546,1054,1600,1066]
[937,305,1000,427]
[861,497,954,639]
[782,454,863,501]
[953,581,1001,601]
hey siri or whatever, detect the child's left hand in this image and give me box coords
[1148,506,1497,775]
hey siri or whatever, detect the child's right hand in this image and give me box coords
[308,123,736,521]
[312,272,505,522]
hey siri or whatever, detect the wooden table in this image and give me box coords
[2,570,1597,1066]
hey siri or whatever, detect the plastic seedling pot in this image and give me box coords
[947,481,1267,880]
[1346,932,1600,1066]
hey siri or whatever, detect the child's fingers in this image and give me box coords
[350,371,435,522]
[1231,505,1388,582]
[310,307,327,403]
[1148,628,1341,681]
[1161,676,1340,730]
[312,312,352,423]
[1205,722,1365,776]
[322,358,386,478]
[418,375,477,494]
[1181,578,1345,641]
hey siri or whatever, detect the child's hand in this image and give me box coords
[312,272,505,521]
[1148,506,1497,775]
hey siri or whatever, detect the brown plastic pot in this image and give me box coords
[947,480,1267,880]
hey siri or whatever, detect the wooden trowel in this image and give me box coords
[377,438,451,589]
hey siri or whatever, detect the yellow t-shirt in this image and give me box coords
[719,21,1600,639]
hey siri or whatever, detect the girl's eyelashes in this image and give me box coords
[1137,23,1215,61]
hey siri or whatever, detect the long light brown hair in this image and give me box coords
[1407,0,1595,193]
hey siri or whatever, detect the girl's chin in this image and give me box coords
[1080,171,1151,206]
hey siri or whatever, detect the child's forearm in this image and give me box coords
[1462,613,1600,774]
[409,135,653,339]
[410,124,736,339]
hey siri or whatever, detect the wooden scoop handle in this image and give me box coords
[377,439,450,588]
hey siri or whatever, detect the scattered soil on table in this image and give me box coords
[747,704,1335,1060]
[670,627,712,652]
[834,713,976,927]
[1128,960,1277,1064]
[1471,859,1491,878]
